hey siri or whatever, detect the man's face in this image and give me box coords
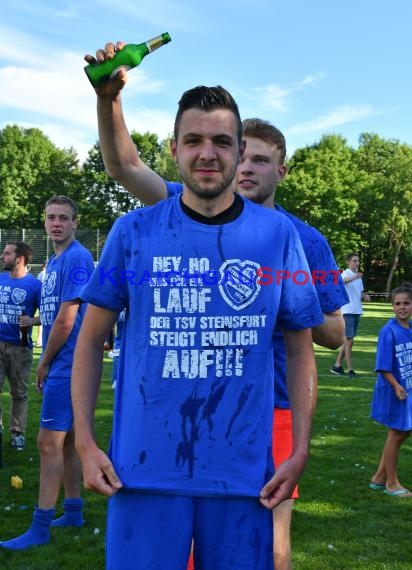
[1,244,19,271]
[170,108,243,200]
[235,136,286,208]
[348,256,360,272]
[44,204,77,245]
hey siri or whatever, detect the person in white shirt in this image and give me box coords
[331,253,371,377]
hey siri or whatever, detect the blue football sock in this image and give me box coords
[0,506,55,550]
[51,498,84,527]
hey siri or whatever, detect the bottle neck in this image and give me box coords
[145,33,171,54]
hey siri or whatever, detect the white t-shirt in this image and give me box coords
[341,268,364,314]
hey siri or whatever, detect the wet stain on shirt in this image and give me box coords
[225,383,253,439]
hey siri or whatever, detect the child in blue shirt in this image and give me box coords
[370,282,412,497]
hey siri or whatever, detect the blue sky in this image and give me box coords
[2,0,411,163]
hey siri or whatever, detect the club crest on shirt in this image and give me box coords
[11,288,27,305]
[218,259,261,310]
[43,271,57,296]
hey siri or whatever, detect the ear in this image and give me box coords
[278,164,287,181]
[170,139,177,161]
[239,139,246,161]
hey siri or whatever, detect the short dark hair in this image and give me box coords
[45,196,78,220]
[7,241,33,266]
[173,85,242,145]
[391,282,412,301]
[346,253,359,262]
[242,118,287,164]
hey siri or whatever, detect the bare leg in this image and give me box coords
[372,429,410,492]
[343,338,354,371]
[0,428,66,549]
[51,428,84,527]
[38,428,67,509]
[334,345,345,368]
[273,499,294,570]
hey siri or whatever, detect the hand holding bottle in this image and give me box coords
[19,312,29,347]
[84,33,171,89]
[84,41,127,97]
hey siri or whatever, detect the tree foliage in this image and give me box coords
[0,125,410,291]
[0,125,81,227]
[278,133,412,291]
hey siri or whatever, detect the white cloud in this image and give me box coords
[287,105,375,135]
[124,108,174,138]
[0,27,173,163]
[255,85,291,112]
[299,72,326,87]
[0,63,96,128]
[0,25,49,67]
[253,72,326,112]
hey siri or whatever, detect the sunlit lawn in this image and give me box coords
[293,302,412,569]
[0,303,411,569]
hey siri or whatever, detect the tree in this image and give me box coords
[155,137,180,181]
[355,134,412,293]
[278,135,364,264]
[77,132,181,228]
[77,142,141,228]
[0,125,81,227]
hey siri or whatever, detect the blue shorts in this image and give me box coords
[344,314,361,339]
[40,377,73,431]
[106,490,273,569]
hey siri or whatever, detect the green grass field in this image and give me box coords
[1,302,411,569]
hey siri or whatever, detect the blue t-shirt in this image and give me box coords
[165,183,348,408]
[272,206,348,408]
[0,272,41,348]
[81,195,323,498]
[371,318,412,431]
[40,240,94,379]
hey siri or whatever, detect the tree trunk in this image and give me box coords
[385,240,403,298]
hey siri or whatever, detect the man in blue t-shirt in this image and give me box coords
[0,241,41,452]
[72,81,323,569]
[0,196,95,551]
[89,48,348,568]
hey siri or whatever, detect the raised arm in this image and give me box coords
[85,42,168,205]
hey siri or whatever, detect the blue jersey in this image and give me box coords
[165,183,348,409]
[371,318,412,431]
[81,195,323,498]
[40,240,94,379]
[0,272,41,348]
[273,206,348,408]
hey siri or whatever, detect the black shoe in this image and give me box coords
[330,365,345,375]
[348,370,356,378]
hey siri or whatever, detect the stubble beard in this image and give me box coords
[178,162,238,201]
[3,260,17,271]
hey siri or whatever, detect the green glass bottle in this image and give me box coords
[84,32,171,87]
